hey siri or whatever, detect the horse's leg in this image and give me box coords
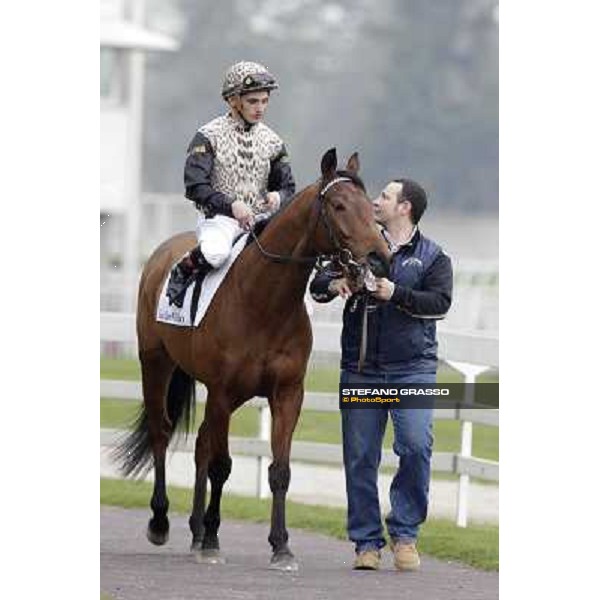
[140,346,175,545]
[201,400,232,560]
[190,395,232,563]
[189,419,209,552]
[267,383,303,571]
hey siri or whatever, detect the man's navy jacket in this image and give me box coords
[309,229,453,375]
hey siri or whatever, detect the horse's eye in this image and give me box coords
[333,203,346,212]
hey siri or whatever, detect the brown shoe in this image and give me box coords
[391,541,420,571]
[353,549,381,570]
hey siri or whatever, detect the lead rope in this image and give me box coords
[358,296,369,373]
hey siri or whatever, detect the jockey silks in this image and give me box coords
[184,113,295,218]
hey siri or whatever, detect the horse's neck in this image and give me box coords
[236,186,319,311]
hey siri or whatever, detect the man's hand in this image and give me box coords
[262,191,281,212]
[328,278,353,299]
[371,277,395,301]
[232,200,255,230]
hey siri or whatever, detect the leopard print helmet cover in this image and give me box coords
[221,61,279,99]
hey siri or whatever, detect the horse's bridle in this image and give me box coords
[248,176,363,275]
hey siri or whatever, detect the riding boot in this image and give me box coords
[166,246,211,308]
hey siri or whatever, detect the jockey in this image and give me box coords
[166,61,296,307]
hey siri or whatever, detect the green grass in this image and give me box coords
[100,398,498,462]
[100,477,498,571]
[100,358,499,391]
[100,358,499,477]
[100,358,369,390]
[101,357,141,381]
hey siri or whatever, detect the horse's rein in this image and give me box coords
[247,176,362,270]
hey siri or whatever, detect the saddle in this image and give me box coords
[157,214,275,328]
[157,232,251,328]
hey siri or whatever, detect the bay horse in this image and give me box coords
[113,148,391,571]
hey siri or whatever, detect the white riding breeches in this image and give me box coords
[196,214,244,268]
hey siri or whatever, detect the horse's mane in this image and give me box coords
[253,170,366,236]
[242,170,368,251]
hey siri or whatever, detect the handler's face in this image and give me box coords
[372,181,404,225]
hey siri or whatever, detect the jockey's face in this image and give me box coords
[229,91,270,124]
[372,181,410,226]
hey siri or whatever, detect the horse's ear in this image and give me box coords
[321,147,337,179]
[346,152,360,174]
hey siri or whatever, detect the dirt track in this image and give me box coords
[101,507,498,600]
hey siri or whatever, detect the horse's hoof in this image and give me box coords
[194,548,226,565]
[269,552,299,572]
[146,525,169,546]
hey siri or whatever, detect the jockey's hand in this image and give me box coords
[232,200,255,230]
[371,277,395,301]
[328,278,353,300]
[262,191,281,212]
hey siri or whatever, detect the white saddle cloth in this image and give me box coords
[156,233,249,327]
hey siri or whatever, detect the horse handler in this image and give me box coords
[309,179,453,571]
[166,61,296,307]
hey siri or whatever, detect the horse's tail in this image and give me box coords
[112,367,197,478]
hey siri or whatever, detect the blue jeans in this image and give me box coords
[340,369,435,552]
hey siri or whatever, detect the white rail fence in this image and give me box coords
[101,195,498,329]
[100,312,499,527]
[101,266,499,331]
